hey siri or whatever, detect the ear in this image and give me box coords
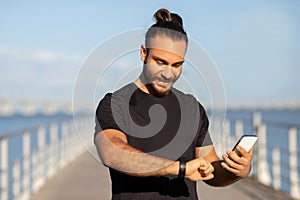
[140,44,147,62]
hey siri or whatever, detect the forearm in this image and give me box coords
[203,160,241,186]
[95,133,179,177]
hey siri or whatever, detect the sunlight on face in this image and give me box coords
[140,36,187,96]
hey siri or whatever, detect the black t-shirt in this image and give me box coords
[95,83,212,200]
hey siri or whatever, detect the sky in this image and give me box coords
[1,0,300,107]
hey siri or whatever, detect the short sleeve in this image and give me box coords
[196,103,213,147]
[94,93,124,141]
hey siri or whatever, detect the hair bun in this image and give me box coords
[154,8,183,27]
[154,8,172,22]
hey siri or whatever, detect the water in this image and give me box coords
[0,113,74,136]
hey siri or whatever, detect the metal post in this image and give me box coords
[32,126,47,193]
[221,119,230,156]
[235,120,243,140]
[37,125,46,190]
[1,138,8,200]
[22,131,30,200]
[225,119,231,150]
[289,127,300,199]
[69,121,77,162]
[12,161,21,199]
[31,151,38,194]
[65,121,71,164]
[211,118,220,153]
[253,112,271,186]
[61,122,68,168]
[272,148,281,190]
[48,123,58,178]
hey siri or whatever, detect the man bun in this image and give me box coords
[154,8,172,22]
[154,8,183,27]
[146,8,188,47]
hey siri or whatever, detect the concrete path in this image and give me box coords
[30,151,111,200]
[197,176,293,200]
[30,151,293,200]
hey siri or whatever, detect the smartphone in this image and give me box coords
[232,135,258,155]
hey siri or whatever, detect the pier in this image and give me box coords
[29,150,292,200]
[0,108,299,199]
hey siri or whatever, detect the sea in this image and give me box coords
[0,113,74,136]
[0,108,299,197]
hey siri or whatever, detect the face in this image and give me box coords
[140,36,187,96]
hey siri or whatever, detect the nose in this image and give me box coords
[161,66,172,80]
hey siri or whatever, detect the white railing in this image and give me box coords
[2,110,298,199]
[213,112,300,200]
[0,115,93,200]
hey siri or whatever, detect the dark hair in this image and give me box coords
[145,8,188,47]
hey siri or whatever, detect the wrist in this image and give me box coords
[165,161,180,176]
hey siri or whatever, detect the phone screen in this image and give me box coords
[232,135,258,153]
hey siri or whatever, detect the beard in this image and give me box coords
[142,61,178,97]
[145,81,172,97]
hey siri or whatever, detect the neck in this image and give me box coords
[134,77,149,94]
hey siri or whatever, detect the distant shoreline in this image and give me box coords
[0,97,300,116]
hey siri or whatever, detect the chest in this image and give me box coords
[121,92,199,160]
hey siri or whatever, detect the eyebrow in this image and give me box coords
[152,56,185,66]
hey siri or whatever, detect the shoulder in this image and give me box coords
[98,83,135,103]
[96,83,136,112]
[112,83,137,99]
[171,87,207,113]
[171,87,200,106]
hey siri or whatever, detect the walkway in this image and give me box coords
[30,151,293,200]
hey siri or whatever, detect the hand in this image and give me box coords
[185,158,214,181]
[221,146,253,178]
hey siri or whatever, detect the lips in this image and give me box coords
[155,79,171,88]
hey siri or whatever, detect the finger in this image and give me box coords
[225,152,251,173]
[228,149,240,158]
[198,159,210,171]
[200,165,214,175]
[199,168,212,177]
[221,162,239,175]
[199,160,214,173]
[246,147,254,159]
[235,146,248,157]
[235,146,253,162]
[226,150,242,163]
[201,173,214,180]
[228,149,250,166]
[222,154,243,170]
[248,147,254,154]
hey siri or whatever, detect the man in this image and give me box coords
[94,8,253,199]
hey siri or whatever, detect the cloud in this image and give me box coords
[0,47,83,64]
[32,49,58,62]
[0,47,85,99]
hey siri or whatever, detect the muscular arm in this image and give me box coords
[196,145,252,186]
[95,129,214,181]
[95,129,178,177]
